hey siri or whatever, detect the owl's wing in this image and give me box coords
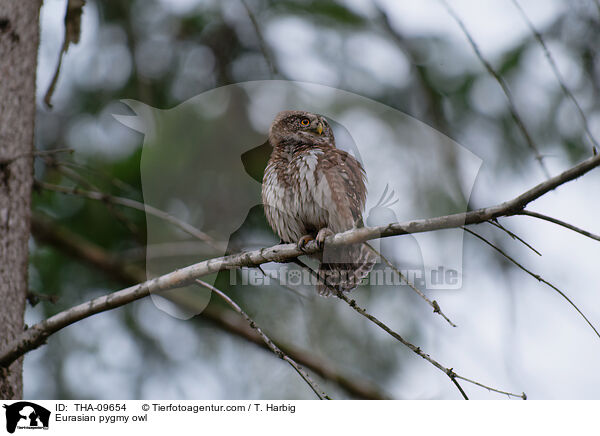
[319,148,368,230]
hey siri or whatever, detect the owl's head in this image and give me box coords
[268,110,334,148]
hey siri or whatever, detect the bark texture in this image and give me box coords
[0,0,41,399]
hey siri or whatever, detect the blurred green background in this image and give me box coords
[27,0,600,399]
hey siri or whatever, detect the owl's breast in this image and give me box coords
[262,150,332,242]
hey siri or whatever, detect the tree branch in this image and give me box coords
[239,0,278,78]
[487,219,542,256]
[335,292,525,399]
[36,180,225,251]
[3,153,599,375]
[294,259,523,399]
[196,279,329,400]
[364,242,457,327]
[29,214,389,400]
[439,0,550,177]
[517,210,600,242]
[462,226,600,339]
[43,0,85,108]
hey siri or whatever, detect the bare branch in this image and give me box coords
[31,215,140,285]
[517,210,600,242]
[44,0,85,108]
[26,290,59,307]
[439,0,550,177]
[453,373,526,399]
[29,215,389,400]
[45,157,143,241]
[195,279,329,399]
[36,181,225,252]
[487,219,542,256]
[335,293,525,399]
[287,259,523,399]
[240,0,278,78]
[204,300,389,399]
[49,158,139,194]
[0,148,73,166]
[122,241,223,261]
[462,226,600,339]
[33,148,74,157]
[375,5,450,131]
[364,242,457,327]
[316,152,600,245]
[2,154,599,373]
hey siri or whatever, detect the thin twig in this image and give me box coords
[454,374,526,399]
[0,148,73,166]
[26,291,59,307]
[34,148,75,156]
[46,158,143,240]
[511,0,600,150]
[36,180,225,252]
[364,242,457,327]
[487,219,542,256]
[294,259,522,399]
[439,0,550,178]
[44,0,85,108]
[240,0,278,78]
[336,293,525,399]
[375,4,450,131]
[195,279,329,399]
[122,241,219,261]
[52,159,139,195]
[518,210,600,242]
[462,226,600,340]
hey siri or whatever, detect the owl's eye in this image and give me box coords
[300,118,310,126]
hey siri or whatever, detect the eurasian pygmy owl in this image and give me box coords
[262,110,376,296]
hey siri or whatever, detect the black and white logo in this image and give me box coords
[2,402,50,433]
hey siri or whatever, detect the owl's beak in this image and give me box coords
[316,122,323,135]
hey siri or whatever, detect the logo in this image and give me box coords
[2,402,50,433]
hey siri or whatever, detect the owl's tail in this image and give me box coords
[316,243,376,296]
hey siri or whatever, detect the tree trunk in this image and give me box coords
[0,0,41,399]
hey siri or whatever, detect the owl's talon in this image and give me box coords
[297,234,314,252]
[315,228,334,250]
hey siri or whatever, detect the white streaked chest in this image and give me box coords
[262,150,332,240]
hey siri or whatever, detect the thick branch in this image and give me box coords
[29,215,389,400]
[2,153,599,368]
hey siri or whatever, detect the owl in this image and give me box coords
[262,110,376,296]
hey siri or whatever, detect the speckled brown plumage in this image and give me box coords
[262,110,375,295]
